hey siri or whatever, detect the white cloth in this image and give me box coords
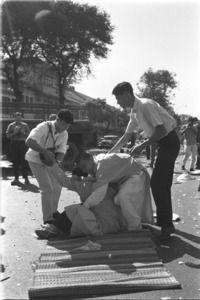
[83,153,144,209]
[25,121,68,164]
[125,96,177,138]
[83,184,108,209]
[82,153,153,230]
[114,170,153,230]
[66,204,103,237]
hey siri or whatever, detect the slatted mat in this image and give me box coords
[29,229,181,299]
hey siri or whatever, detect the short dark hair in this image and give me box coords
[14,112,22,117]
[75,151,92,164]
[57,109,74,124]
[49,114,57,121]
[112,82,134,96]
[188,117,194,123]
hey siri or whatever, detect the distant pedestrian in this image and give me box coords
[49,114,57,121]
[139,131,151,160]
[109,81,180,239]
[180,117,198,172]
[195,119,200,170]
[6,112,30,185]
[25,109,74,225]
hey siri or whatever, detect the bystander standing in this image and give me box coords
[25,109,74,225]
[6,112,30,185]
[180,117,198,172]
[109,82,180,240]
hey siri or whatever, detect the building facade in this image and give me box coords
[1,60,93,120]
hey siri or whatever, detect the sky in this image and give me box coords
[74,0,200,118]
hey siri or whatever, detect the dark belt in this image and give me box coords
[157,129,177,145]
[11,140,26,143]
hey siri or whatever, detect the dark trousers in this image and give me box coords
[10,141,29,179]
[150,130,180,228]
[196,145,200,169]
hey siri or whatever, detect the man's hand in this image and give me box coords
[14,126,21,134]
[20,128,26,135]
[43,150,55,166]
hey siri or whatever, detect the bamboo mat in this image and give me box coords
[29,229,181,299]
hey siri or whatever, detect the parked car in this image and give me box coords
[98,135,119,149]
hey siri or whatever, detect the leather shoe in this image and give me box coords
[53,211,61,219]
[159,225,175,240]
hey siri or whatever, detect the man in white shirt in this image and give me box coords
[25,109,74,225]
[109,82,180,239]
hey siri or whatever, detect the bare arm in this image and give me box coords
[108,132,133,154]
[130,125,167,156]
[25,137,54,163]
[6,126,20,139]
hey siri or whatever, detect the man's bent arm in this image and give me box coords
[108,132,132,154]
[48,164,77,191]
[130,125,167,156]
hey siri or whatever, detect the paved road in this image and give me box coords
[0,154,200,299]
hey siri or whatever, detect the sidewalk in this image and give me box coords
[1,154,200,300]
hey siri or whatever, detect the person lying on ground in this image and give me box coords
[35,171,127,239]
[35,151,153,239]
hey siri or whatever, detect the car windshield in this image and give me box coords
[103,136,118,140]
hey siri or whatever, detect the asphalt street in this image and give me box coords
[0,153,200,300]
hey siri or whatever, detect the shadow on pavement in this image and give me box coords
[153,233,200,264]
[17,182,40,193]
[0,228,5,236]
[175,229,200,244]
[1,164,40,192]
[0,216,5,223]
[1,167,13,180]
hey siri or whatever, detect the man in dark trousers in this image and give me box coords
[6,112,30,185]
[109,82,180,239]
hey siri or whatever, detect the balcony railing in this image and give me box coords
[1,102,88,121]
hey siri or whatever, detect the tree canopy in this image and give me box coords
[1,1,114,105]
[85,99,129,135]
[137,68,178,114]
[1,1,47,103]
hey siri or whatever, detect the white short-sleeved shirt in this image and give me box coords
[25,121,68,164]
[125,96,177,138]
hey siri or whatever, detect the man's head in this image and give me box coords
[14,112,22,124]
[75,151,96,175]
[55,109,74,132]
[193,117,198,124]
[188,117,194,123]
[112,82,135,108]
[49,114,57,121]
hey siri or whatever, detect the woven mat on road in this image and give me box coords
[29,229,181,299]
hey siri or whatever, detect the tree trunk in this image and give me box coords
[13,62,23,109]
[58,81,65,106]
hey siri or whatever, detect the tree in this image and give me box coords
[1,1,114,106]
[34,1,114,104]
[1,1,48,106]
[137,68,178,113]
[85,99,129,135]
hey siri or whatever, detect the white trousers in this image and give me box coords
[114,170,153,231]
[28,162,62,223]
[183,144,198,169]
